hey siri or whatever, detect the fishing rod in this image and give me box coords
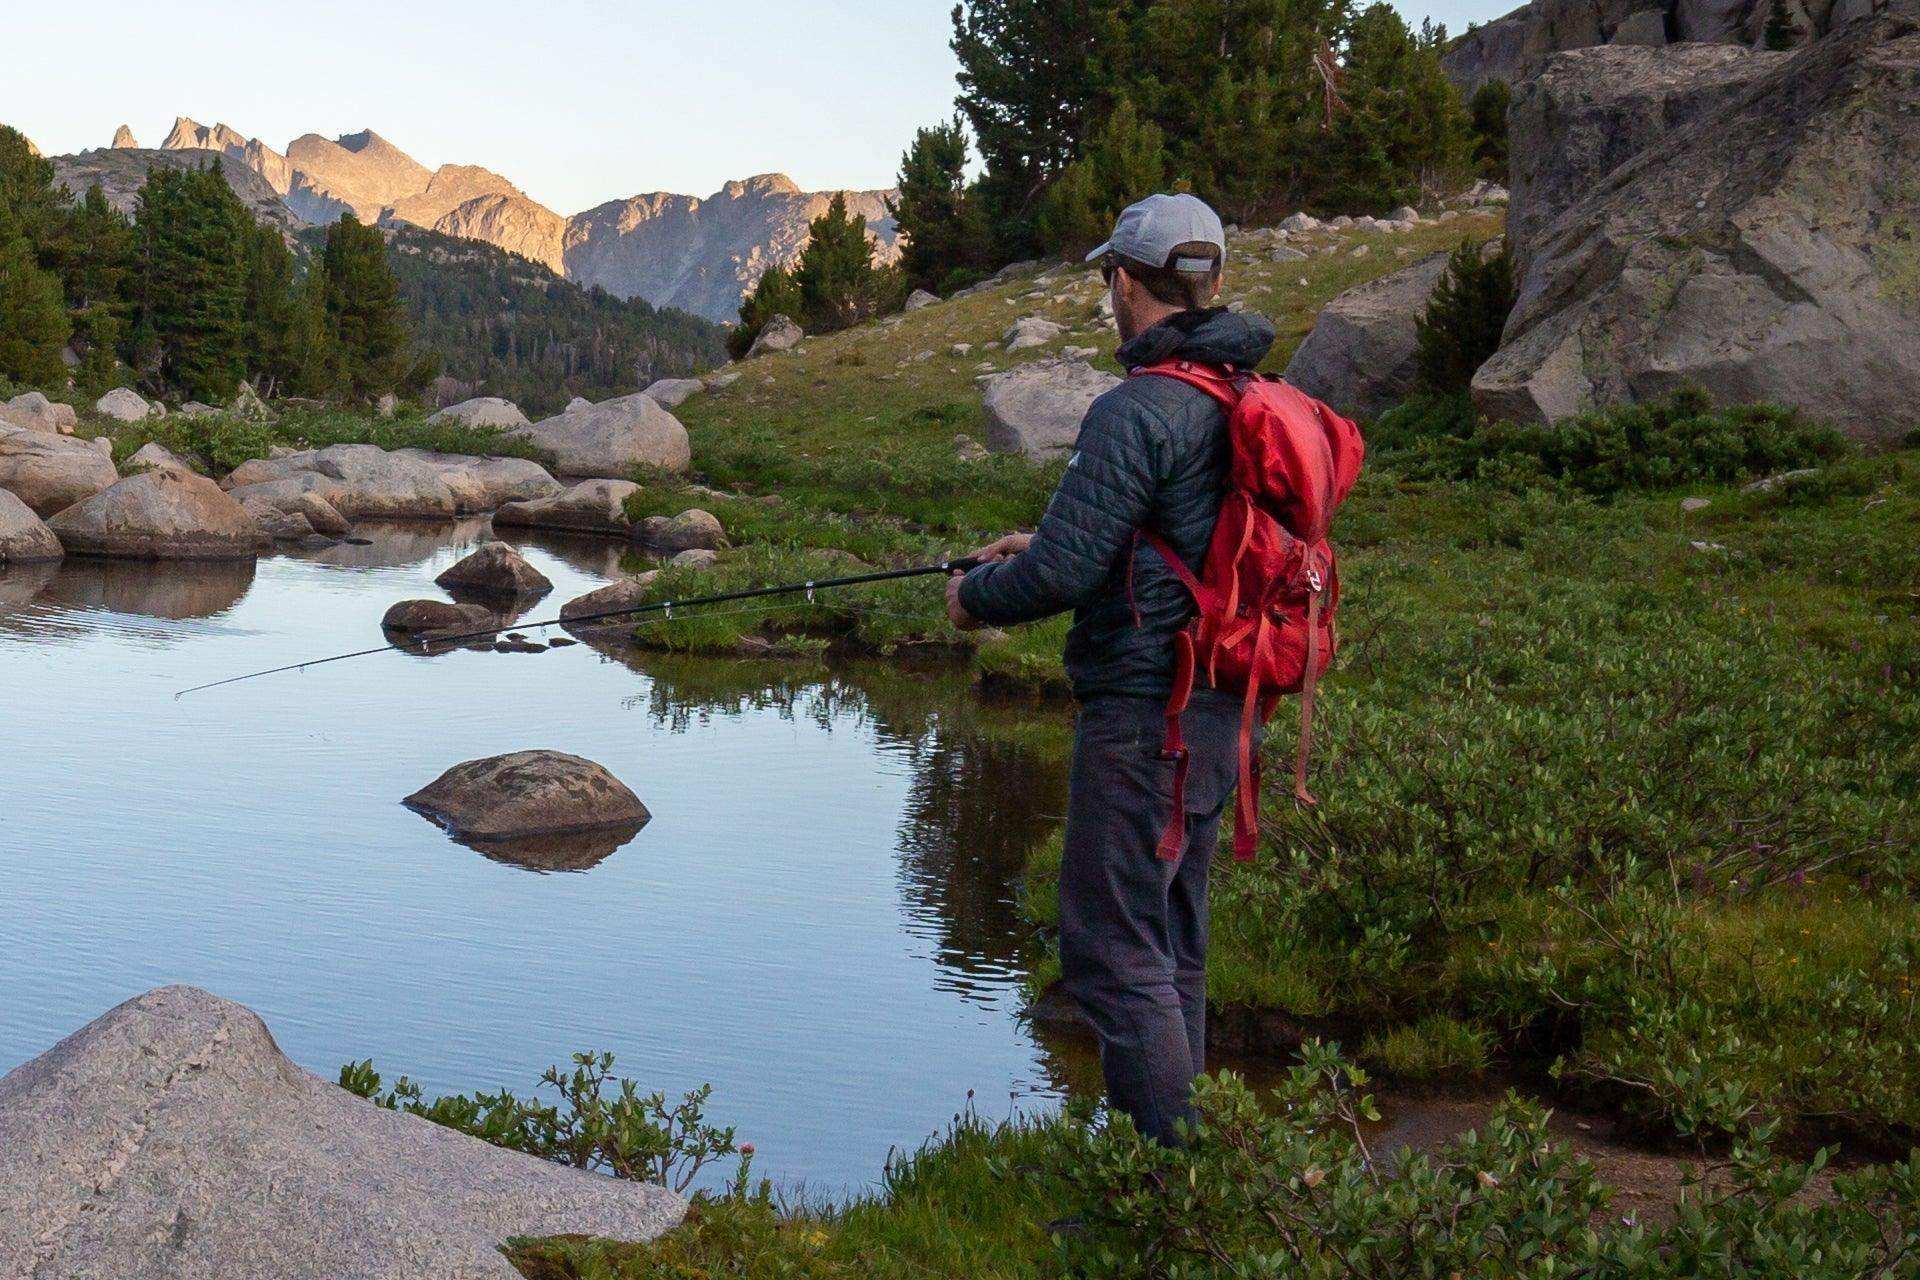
[175,556,983,697]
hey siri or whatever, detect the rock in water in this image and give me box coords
[381,598,498,635]
[641,377,705,408]
[93,387,157,423]
[222,444,460,520]
[635,508,727,555]
[745,314,803,357]
[434,540,554,599]
[1282,252,1451,419]
[0,986,685,1279]
[0,489,62,564]
[47,470,265,560]
[0,428,120,517]
[390,449,562,513]
[493,478,640,535]
[560,572,661,626]
[511,394,691,478]
[980,359,1123,458]
[428,396,531,429]
[1475,12,1920,442]
[405,750,651,842]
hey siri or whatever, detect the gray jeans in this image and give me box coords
[1059,689,1242,1144]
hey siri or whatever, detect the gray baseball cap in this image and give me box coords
[1084,193,1226,271]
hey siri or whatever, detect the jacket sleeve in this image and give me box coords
[958,392,1162,627]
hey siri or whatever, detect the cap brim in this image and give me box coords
[1083,241,1112,263]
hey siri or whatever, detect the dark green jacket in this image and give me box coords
[959,308,1277,699]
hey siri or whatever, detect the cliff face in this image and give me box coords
[48,148,302,235]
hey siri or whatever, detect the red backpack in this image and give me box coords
[1130,360,1364,863]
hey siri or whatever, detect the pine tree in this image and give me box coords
[1035,97,1167,255]
[0,126,64,247]
[41,184,135,390]
[288,266,345,399]
[1763,0,1798,49]
[890,118,993,291]
[0,204,71,387]
[241,222,300,396]
[1468,79,1511,181]
[1414,238,1514,395]
[793,193,884,332]
[131,164,250,401]
[729,265,805,359]
[319,214,410,399]
[1319,6,1473,212]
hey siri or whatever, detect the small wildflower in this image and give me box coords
[1477,1170,1499,1189]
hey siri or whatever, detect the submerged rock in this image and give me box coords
[0,986,685,1279]
[434,540,553,599]
[404,750,651,842]
[47,469,265,560]
[0,489,62,564]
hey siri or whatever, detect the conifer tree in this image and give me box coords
[1414,238,1514,395]
[288,266,345,399]
[0,126,64,247]
[1036,97,1167,254]
[319,214,410,399]
[131,164,249,401]
[41,184,135,389]
[1468,79,1511,181]
[729,264,805,359]
[240,222,300,396]
[890,118,993,291]
[1320,7,1472,212]
[794,194,885,332]
[0,204,71,387]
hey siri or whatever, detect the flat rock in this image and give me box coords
[1004,316,1066,351]
[93,387,157,423]
[1,391,78,434]
[668,548,719,570]
[405,749,650,840]
[559,572,660,626]
[511,394,691,478]
[904,288,940,310]
[47,469,265,560]
[1475,13,1920,443]
[493,478,640,535]
[391,449,562,513]
[381,598,498,635]
[434,540,554,599]
[745,314,803,357]
[427,396,530,429]
[0,427,122,517]
[0,985,684,1279]
[980,358,1123,459]
[641,377,705,408]
[224,444,458,519]
[635,508,726,555]
[0,488,62,564]
[1282,252,1451,419]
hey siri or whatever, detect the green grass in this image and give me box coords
[93,403,555,474]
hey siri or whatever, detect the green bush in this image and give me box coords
[1413,238,1513,396]
[106,406,553,474]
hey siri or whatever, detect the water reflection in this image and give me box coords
[38,557,256,621]
[436,819,651,873]
[0,561,57,612]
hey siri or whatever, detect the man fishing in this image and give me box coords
[945,194,1273,1144]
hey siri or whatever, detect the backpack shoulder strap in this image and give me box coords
[1129,359,1242,409]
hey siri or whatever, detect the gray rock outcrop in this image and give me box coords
[511,394,692,477]
[223,444,459,519]
[1004,316,1066,351]
[746,314,804,357]
[980,359,1123,458]
[390,449,562,513]
[127,442,199,475]
[428,396,531,430]
[492,479,641,534]
[1474,11,1920,441]
[905,288,940,310]
[1,392,79,435]
[0,489,63,564]
[48,469,266,560]
[434,540,554,599]
[1283,252,1451,419]
[405,750,651,841]
[641,377,705,408]
[635,508,727,555]
[0,985,684,1279]
[560,572,660,625]
[0,427,122,517]
[94,387,157,423]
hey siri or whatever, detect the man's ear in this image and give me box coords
[1207,274,1223,304]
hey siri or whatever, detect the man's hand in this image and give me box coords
[968,532,1033,564]
[946,572,980,631]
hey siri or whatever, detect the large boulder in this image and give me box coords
[493,478,641,535]
[391,449,563,513]
[381,598,498,636]
[641,377,705,408]
[1507,44,1786,270]
[0,427,121,517]
[127,441,200,475]
[427,396,530,430]
[980,359,1123,458]
[404,750,651,841]
[0,986,684,1279]
[1475,11,1920,442]
[48,468,266,560]
[0,488,62,564]
[635,508,727,555]
[227,477,353,537]
[511,394,691,478]
[94,387,157,423]
[745,314,803,357]
[1004,316,1066,351]
[1282,252,1451,419]
[434,540,554,599]
[223,444,459,519]
[904,288,940,311]
[1,391,78,434]
[560,572,660,626]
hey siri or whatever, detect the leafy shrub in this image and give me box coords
[105,405,553,474]
[339,1050,747,1194]
[1413,238,1513,396]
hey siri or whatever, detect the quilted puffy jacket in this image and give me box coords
[958,306,1277,699]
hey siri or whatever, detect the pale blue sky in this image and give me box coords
[8,0,1512,214]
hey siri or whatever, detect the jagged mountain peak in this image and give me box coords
[160,117,250,153]
[723,173,803,199]
[111,125,138,149]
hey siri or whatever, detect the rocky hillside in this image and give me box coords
[133,116,898,321]
[48,147,303,234]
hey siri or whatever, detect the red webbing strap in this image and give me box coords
[1156,629,1198,862]
[1294,588,1324,806]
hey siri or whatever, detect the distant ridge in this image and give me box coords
[138,118,899,321]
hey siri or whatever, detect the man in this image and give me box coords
[945,193,1274,1144]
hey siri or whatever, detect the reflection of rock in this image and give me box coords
[404,750,651,841]
[0,986,686,1278]
[450,821,649,873]
[0,561,59,612]
[39,557,256,620]
[288,519,495,570]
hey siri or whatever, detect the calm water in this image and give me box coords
[0,522,1091,1193]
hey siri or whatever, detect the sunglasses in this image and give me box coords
[1099,255,1119,286]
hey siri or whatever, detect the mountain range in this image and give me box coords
[92,118,900,322]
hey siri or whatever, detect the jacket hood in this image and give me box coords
[1115,307,1277,372]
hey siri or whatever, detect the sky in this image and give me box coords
[6,0,1514,215]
